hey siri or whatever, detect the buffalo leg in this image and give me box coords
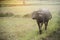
[45,21,48,30]
[37,21,42,34]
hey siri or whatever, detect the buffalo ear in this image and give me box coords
[32,17,36,19]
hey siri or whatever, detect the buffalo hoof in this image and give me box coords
[39,30,42,34]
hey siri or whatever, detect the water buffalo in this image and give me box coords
[32,9,52,34]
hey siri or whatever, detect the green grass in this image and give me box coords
[0,11,59,40]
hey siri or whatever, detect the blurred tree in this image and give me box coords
[0,0,4,1]
[0,0,10,1]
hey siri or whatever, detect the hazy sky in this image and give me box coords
[22,0,60,1]
[0,0,60,5]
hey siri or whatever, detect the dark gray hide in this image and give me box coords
[32,9,52,34]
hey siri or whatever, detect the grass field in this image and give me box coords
[0,10,60,40]
[0,3,60,40]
